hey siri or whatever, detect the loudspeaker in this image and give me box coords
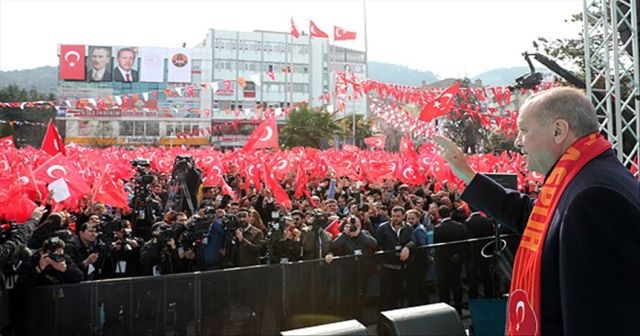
[485,173,518,190]
[379,303,466,336]
[280,319,368,336]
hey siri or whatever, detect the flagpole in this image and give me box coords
[363,0,370,118]
[308,21,313,104]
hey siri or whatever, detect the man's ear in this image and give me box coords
[552,119,570,144]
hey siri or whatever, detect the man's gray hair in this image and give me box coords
[526,87,599,138]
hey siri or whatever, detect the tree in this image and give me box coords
[280,104,340,149]
[335,113,373,147]
[0,85,57,146]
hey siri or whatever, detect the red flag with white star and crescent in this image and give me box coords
[310,20,329,39]
[419,81,461,123]
[59,44,85,80]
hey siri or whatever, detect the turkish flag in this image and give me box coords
[263,166,291,209]
[33,153,90,195]
[0,135,14,148]
[364,135,386,150]
[59,44,85,80]
[243,118,278,152]
[0,183,37,223]
[291,18,300,38]
[334,26,357,41]
[41,120,66,156]
[310,20,329,39]
[419,81,461,122]
[93,171,130,211]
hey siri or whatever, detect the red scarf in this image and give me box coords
[506,133,610,335]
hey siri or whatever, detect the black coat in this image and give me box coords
[434,219,468,265]
[0,218,37,330]
[462,149,640,335]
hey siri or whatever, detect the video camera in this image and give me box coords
[222,214,241,235]
[172,155,195,179]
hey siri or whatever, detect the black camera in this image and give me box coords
[222,214,240,232]
[311,210,329,229]
[131,158,151,168]
[173,155,195,178]
[349,217,358,233]
[42,236,66,262]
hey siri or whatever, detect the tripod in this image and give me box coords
[164,177,196,216]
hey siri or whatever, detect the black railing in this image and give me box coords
[13,234,516,336]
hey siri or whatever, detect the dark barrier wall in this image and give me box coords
[14,235,514,335]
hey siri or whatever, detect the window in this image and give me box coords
[120,121,133,136]
[146,121,159,136]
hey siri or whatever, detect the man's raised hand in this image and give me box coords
[432,136,477,184]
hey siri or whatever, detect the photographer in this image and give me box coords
[229,209,263,267]
[165,155,202,217]
[273,216,303,263]
[0,206,46,332]
[139,222,180,276]
[101,220,143,278]
[194,207,226,271]
[324,216,377,264]
[16,236,83,288]
[300,210,333,260]
[65,221,104,280]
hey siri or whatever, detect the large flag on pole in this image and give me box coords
[334,26,357,41]
[310,20,329,38]
[291,18,300,38]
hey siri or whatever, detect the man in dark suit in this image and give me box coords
[233,209,263,267]
[85,46,112,81]
[434,205,468,314]
[464,209,496,299]
[113,47,139,82]
[434,87,640,335]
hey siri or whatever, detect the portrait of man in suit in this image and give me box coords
[86,46,112,82]
[113,47,139,82]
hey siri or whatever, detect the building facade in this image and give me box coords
[58,28,367,148]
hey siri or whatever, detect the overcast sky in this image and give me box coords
[0,0,582,78]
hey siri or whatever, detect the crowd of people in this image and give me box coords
[1,163,522,333]
[1,87,638,335]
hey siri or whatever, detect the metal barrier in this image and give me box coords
[12,235,515,335]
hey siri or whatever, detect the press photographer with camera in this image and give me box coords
[189,205,226,271]
[273,216,303,263]
[65,221,104,280]
[129,159,162,241]
[324,216,377,264]
[16,236,83,288]
[164,155,202,217]
[139,222,181,276]
[300,210,333,260]
[0,206,46,332]
[101,220,143,278]
[228,209,263,267]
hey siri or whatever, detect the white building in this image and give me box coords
[59,28,367,147]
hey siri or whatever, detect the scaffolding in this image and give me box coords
[583,0,639,177]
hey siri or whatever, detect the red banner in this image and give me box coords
[59,44,86,80]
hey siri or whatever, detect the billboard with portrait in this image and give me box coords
[113,46,139,82]
[85,46,113,82]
